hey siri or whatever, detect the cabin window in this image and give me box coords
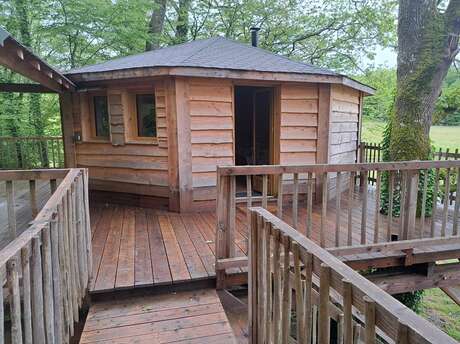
[136,94,156,137]
[93,95,109,137]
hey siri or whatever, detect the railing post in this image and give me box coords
[6,180,17,239]
[216,172,235,289]
[402,170,418,240]
[248,211,259,343]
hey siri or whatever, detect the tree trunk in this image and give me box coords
[390,0,460,161]
[146,0,167,51]
[175,0,191,43]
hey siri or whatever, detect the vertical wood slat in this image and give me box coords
[399,171,407,240]
[272,228,281,343]
[0,271,3,342]
[7,258,23,344]
[257,218,266,342]
[62,192,75,336]
[82,169,93,279]
[42,224,55,344]
[6,180,17,239]
[402,171,419,240]
[246,175,252,227]
[29,179,38,218]
[364,296,376,344]
[293,242,305,344]
[306,172,313,239]
[335,171,342,247]
[441,168,451,236]
[301,250,313,344]
[264,222,272,344]
[320,172,328,247]
[262,174,268,209]
[281,234,291,344]
[454,167,460,236]
[373,171,381,243]
[277,174,283,218]
[431,168,440,237]
[347,172,355,246]
[420,170,429,238]
[387,172,395,242]
[57,202,71,341]
[50,217,63,344]
[360,171,369,244]
[318,264,331,344]
[249,212,259,343]
[342,280,353,344]
[31,236,46,343]
[293,173,299,229]
[21,246,33,344]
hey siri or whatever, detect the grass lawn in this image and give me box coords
[419,288,460,341]
[362,119,460,150]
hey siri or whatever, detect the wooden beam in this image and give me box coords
[166,78,180,212]
[59,92,76,167]
[0,83,56,93]
[316,84,332,201]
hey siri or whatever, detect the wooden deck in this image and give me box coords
[80,289,237,343]
[90,185,457,293]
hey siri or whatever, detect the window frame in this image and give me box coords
[124,88,158,145]
[87,91,111,142]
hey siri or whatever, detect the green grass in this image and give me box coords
[419,289,460,341]
[362,119,460,150]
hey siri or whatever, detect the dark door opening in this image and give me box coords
[234,86,274,194]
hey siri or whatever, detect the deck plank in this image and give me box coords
[80,289,237,344]
[115,207,135,289]
[134,208,154,286]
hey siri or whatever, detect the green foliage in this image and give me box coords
[433,70,460,126]
[395,290,425,313]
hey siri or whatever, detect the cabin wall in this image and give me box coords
[70,79,170,207]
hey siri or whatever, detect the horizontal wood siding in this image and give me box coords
[329,84,360,164]
[74,80,169,198]
[189,79,234,199]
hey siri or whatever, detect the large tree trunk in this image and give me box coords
[390,0,460,161]
[175,0,191,43]
[146,0,167,51]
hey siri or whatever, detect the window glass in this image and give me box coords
[136,94,156,137]
[93,96,109,137]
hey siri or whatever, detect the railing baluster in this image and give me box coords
[42,224,55,344]
[7,258,22,344]
[249,213,260,342]
[387,171,395,242]
[293,242,305,344]
[364,296,376,344]
[277,174,283,218]
[321,172,328,247]
[301,250,313,344]
[257,218,266,342]
[306,172,313,238]
[347,172,355,246]
[50,217,63,344]
[453,167,460,236]
[293,173,299,229]
[21,246,33,344]
[262,174,268,209]
[360,171,369,244]
[335,171,342,247]
[342,280,353,344]
[318,264,331,344]
[402,170,419,240]
[441,168,451,236]
[374,171,381,243]
[246,175,252,227]
[281,234,291,343]
[0,271,4,342]
[420,169,429,238]
[29,180,38,218]
[50,178,57,194]
[31,236,46,342]
[396,321,409,344]
[399,171,407,240]
[272,228,281,343]
[62,192,75,335]
[431,168,440,237]
[264,222,272,344]
[6,180,17,239]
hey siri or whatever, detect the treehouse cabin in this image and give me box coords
[2,27,460,344]
[61,36,374,212]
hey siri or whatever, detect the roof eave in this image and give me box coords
[66,66,374,94]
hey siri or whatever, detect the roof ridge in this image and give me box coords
[181,37,223,64]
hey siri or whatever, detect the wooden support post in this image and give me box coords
[7,258,23,344]
[249,212,259,343]
[318,264,331,344]
[6,180,17,239]
[59,92,76,168]
[316,84,331,202]
[402,171,418,240]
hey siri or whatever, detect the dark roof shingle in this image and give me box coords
[66,37,338,76]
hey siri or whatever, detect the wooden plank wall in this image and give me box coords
[189,78,234,207]
[73,80,169,200]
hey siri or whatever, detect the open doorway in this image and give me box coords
[234,86,275,195]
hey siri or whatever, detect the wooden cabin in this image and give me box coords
[61,37,374,212]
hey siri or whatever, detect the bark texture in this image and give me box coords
[391,0,460,160]
[175,0,191,43]
[146,0,167,51]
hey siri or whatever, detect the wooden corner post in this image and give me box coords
[316,84,332,201]
[59,92,76,168]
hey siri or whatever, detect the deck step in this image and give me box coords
[79,288,237,344]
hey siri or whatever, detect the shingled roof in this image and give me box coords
[66,37,338,76]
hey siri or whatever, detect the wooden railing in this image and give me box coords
[0,136,64,169]
[248,207,457,344]
[215,160,460,288]
[0,168,92,343]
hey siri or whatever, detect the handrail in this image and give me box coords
[0,168,92,343]
[249,207,457,344]
[215,160,460,288]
